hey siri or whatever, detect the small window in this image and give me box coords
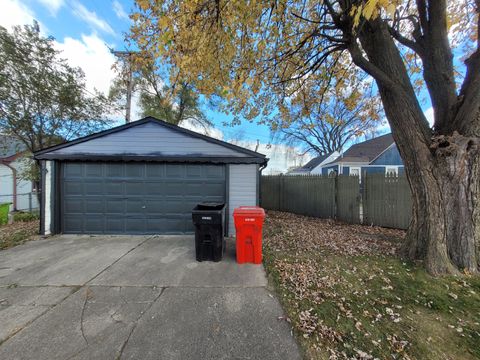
[349,168,360,177]
[349,167,361,182]
[385,166,398,176]
[328,168,337,176]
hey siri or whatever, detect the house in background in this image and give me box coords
[0,136,39,211]
[287,151,340,175]
[321,134,404,180]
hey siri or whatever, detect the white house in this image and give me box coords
[287,151,340,175]
[0,136,39,211]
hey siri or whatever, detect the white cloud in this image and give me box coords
[0,0,47,32]
[179,120,310,174]
[37,0,64,16]
[55,33,116,94]
[0,2,118,116]
[423,107,434,127]
[71,1,114,35]
[113,0,129,21]
[179,119,225,140]
[232,140,312,175]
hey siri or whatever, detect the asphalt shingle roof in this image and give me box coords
[335,134,394,164]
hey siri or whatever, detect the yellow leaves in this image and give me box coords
[350,0,400,29]
[385,3,396,19]
[158,16,170,30]
[350,4,363,29]
[325,114,335,125]
[363,0,378,21]
[129,0,383,127]
[136,0,150,12]
[257,39,266,52]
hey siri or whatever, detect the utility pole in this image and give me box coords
[111,50,138,123]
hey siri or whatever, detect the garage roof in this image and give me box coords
[34,117,267,164]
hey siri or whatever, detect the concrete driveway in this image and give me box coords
[0,235,301,360]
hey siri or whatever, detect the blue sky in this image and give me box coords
[1,0,293,171]
[0,0,440,173]
[0,1,274,140]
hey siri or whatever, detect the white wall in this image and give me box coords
[44,160,52,235]
[0,164,14,205]
[310,151,341,175]
[228,164,258,236]
[0,158,39,211]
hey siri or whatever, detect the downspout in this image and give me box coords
[1,161,17,211]
[258,159,269,207]
[259,161,268,172]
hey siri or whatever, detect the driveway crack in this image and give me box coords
[116,287,167,360]
[80,287,93,345]
[86,235,155,286]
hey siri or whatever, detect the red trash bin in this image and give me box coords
[233,206,265,264]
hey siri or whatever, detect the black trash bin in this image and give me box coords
[191,202,226,262]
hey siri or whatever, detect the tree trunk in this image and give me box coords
[350,19,480,275]
[403,133,480,275]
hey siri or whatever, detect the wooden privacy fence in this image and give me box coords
[261,175,336,218]
[260,174,412,230]
[363,174,412,229]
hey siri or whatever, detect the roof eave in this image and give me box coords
[34,153,268,165]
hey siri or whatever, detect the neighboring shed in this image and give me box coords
[34,117,268,236]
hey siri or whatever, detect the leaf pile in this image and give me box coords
[264,211,404,256]
[0,220,39,250]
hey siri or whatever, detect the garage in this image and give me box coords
[34,117,267,236]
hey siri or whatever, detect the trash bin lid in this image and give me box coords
[233,206,265,217]
[195,202,225,211]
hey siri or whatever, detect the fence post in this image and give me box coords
[334,174,338,220]
[29,192,32,213]
[362,173,367,225]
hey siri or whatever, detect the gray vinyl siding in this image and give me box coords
[228,164,258,236]
[47,122,248,158]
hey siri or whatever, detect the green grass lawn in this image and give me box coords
[0,203,10,225]
[263,211,480,360]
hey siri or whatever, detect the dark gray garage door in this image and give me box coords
[62,162,226,234]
